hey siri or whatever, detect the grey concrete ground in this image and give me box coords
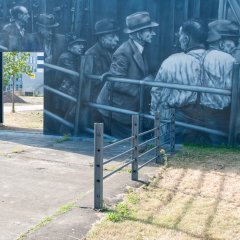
[0,131,162,240]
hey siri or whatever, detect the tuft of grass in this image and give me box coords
[55,134,70,143]
[55,201,75,215]
[127,193,140,205]
[107,212,122,222]
[17,201,75,240]
[11,147,26,154]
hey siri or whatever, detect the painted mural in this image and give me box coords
[0,0,240,146]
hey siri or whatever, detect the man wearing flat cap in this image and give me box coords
[199,20,236,144]
[84,18,119,125]
[208,19,240,56]
[56,38,86,134]
[97,12,158,138]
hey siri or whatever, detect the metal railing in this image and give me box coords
[83,63,240,146]
[42,58,240,147]
[94,112,175,209]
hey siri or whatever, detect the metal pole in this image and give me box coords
[131,115,139,181]
[228,63,240,146]
[154,112,161,164]
[170,108,176,153]
[94,123,104,210]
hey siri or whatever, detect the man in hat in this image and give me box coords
[31,13,66,65]
[33,14,67,135]
[1,5,30,51]
[85,18,119,97]
[97,12,158,138]
[208,19,239,56]
[151,19,208,144]
[84,18,119,125]
[199,20,236,144]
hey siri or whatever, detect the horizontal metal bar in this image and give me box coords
[87,75,231,96]
[103,136,134,150]
[161,122,171,127]
[86,104,226,137]
[138,146,157,159]
[86,102,138,115]
[143,81,231,96]
[176,121,227,137]
[44,86,77,102]
[44,63,79,77]
[103,159,134,180]
[44,110,74,129]
[161,142,170,147]
[138,127,157,137]
[84,127,118,142]
[138,156,157,170]
[103,148,134,165]
[139,137,157,147]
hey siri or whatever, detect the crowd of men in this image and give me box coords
[1,5,239,144]
[86,13,239,144]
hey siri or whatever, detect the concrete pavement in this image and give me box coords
[0,131,161,240]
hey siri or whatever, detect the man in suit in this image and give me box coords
[97,11,158,138]
[1,5,30,51]
[84,18,119,126]
[85,18,120,102]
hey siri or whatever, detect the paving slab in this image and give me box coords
[0,131,162,240]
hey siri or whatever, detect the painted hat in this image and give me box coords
[208,20,240,38]
[207,29,221,42]
[36,14,59,28]
[124,11,158,34]
[68,38,86,46]
[94,18,120,35]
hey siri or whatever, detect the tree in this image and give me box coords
[3,52,34,113]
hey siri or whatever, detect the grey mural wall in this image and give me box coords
[0,0,240,146]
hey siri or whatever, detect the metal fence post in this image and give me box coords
[131,115,139,181]
[228,63,240,147]
[94,123,104,210]
[170,108,175,153]
[154,111,162,164]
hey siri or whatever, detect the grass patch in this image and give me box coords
[85,145,240,240]
[11,147,26,154]
[55,134,71,143]
[17,201,76,240]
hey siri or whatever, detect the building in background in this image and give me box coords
[4,52,44,96]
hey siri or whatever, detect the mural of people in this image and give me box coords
[0,0,239,145]
[97,11,158,138]
[1,5,30,51]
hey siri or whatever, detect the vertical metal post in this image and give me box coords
[94,123,104,210]
[131,115,139,181]
[228,63,240,147]
[0,52,3,124]
[154,111,161,164]
[139,83,144,135]
[170,108,175,153]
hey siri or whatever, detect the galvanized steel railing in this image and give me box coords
[94,112,175,209]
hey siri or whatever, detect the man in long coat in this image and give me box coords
[97,11,158,138]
